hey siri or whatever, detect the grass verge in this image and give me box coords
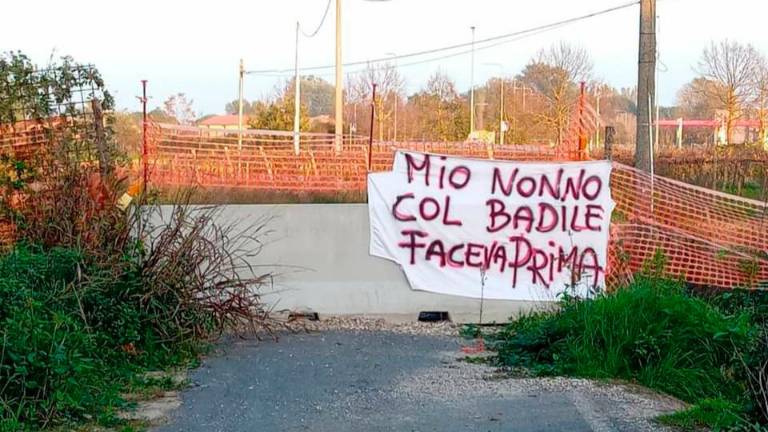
[473,272,768,431]
[0,245,198,431]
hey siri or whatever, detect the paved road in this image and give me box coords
[153,331,672,432]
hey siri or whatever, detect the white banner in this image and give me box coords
[368,151,615,301]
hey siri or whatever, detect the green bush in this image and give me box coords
[482,275,761,429]
[0,245,193,429]
[0,52,276,430]
[0,202,277,430]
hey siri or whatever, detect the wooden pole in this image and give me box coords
[604,126,615,161]
[635,0,656,172]
[91,99,110,178]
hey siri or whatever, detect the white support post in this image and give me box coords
[293,21,301,156]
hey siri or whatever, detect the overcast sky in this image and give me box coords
[2,0,767,114]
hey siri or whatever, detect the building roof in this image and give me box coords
[656,119,761,128]
[310,115,334,124]
[198,115,249,126]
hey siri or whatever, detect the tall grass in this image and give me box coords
[0,162,280,429]
[0,200,280,430]
[491,276,753,401]
[482,273,762,429]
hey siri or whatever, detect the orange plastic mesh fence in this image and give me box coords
[146,123,578,191]
[0,120,66,245]
[146,123,768,289]
[2,117,765,289]
[608,165,767,288]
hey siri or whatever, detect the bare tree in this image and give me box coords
[349,62,404,141]
[677,78,721,118]
[696,40,761,143]
[519,42,593,144]
[163,93,197,126]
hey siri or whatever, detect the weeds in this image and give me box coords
[477,265,763,429]
[658,398,752,431]
[141,196,281,342]
[0,53,283,430]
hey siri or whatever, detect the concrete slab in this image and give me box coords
[154,204,549,323]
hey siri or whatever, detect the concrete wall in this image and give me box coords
[157,204,541,323]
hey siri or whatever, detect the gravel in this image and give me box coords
[300,315,459,336]
[392,351,686,432]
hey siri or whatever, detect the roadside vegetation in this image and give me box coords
[0,52,278,431]
[468,252,768,430]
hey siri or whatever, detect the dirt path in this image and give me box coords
[151,328,684,432]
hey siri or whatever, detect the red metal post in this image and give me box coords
[141,80,148,194]
[578,81,587,160]
[368,83,377,171]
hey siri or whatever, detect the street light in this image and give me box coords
[385,52,398,142]
[469,26,476,137]
[483,62,506,146]
[334,0,392,152]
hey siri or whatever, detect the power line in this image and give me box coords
[300,0,332,38]
[248,18,574,79]
[246,1,639,75]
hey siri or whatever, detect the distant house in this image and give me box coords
[309,115,334,133]
[197,115,250,130]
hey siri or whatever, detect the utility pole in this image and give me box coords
[512,79,517,142]
[469,26,476,137]
[386,52,398,142]
[393,94,398,142]
[238,59,244,154]
[334,0,343,153]
[635,0,656,172]
[293,21,301,156]
[368,83,377,171]
[499,78,505,146]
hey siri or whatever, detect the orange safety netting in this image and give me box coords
[608,165,767,288]
[145,122,768,290]
[146,123,580,191]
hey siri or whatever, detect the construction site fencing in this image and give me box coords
[598,143,768,200]
[0,62,112,245]
[144,122,768,290]
[146,123,581,191]
[608,165,767,288]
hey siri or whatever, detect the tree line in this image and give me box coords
[125,39,768,147]
[222,41,633,145]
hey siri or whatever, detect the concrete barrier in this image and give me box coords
[156,204,543,323]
